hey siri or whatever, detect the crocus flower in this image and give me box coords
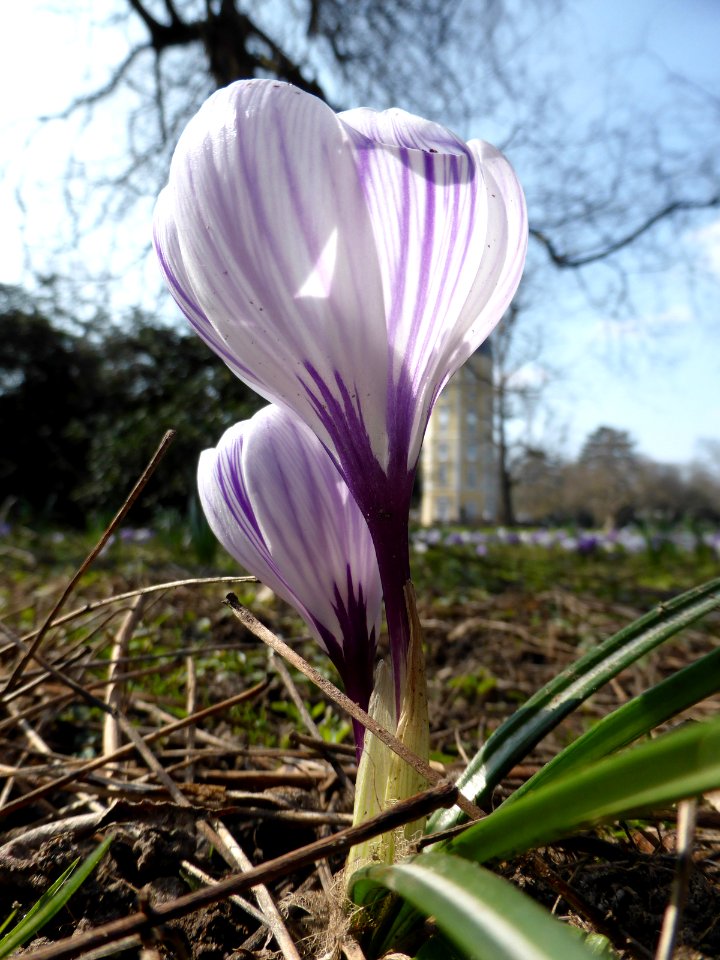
[154,79,527,694]
[198,404,382,744]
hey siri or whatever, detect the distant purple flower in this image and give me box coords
[614,529,645,554]
[557,534,578,552]
[576,534,599,556]
[154,79,526,692]
[703,531,720,555]
[120,527,155,544]
[198,405,381,741]
[528,529,555,548]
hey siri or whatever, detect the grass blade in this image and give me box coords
[506,643,720,806]
[0,833,113,958]
[350,852,603,959]
[430,576,720,833]
[446,716,720,865]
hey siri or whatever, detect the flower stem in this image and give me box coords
[366,510,412,709]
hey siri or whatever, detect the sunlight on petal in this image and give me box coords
[198,404,381,716]
[296,229,339,300]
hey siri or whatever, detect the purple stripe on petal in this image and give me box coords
[158,81,527,693]
[199,406,382,728]
[315,565,377,753]
[301,358,418,708]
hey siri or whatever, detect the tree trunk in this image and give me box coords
[496,392,516,526]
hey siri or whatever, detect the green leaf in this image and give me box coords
[350,852,602,960]
[447,716,720,865]
[506,643,720,806]
[0,833,113,957]
[414,934,465,959]
[0,911,18,937]
[430,576,720,833]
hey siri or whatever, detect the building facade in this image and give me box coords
[420,343,497,525]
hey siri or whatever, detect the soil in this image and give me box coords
[1,563,719,959]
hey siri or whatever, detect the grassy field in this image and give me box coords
[1,521,719,958]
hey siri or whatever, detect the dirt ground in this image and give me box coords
[1,557,719,959]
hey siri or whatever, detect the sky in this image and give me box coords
[527,0,720,464]
[0,0,718,467]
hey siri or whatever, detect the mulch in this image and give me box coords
[1,563,719,959]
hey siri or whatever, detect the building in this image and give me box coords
[420,343,497,525]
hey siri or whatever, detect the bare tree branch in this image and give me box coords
[39,43,152,121]
[531,192,720,269]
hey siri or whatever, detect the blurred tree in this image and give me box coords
[568,426,642,528]
[0,287,99,523]
[636,459,720,523]
[463,292,557,525]
[78,311,265,520]
[40,0,718,305]
[683,441,720,521]
[44,0,478,254]
[511,446,568,524]
[511,437,720,527]
[489,298,555,525]
[12,1,719,528]
[0,292,264,524]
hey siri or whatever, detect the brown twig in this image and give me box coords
[0,679,269,818]
[4,430,176,692]
[184,654,197,784]
[268,649,352,903]
[180,859,268,928]
[213,819,302,960]
[269,649,354,794]
[655,798,698,960]
[530,852,653,960]
[16,576,257,645]
[289,732,356,757]
[102,596,145,768]
[112,708,302,960]
[224,594,484,823]
[23,780,458,960]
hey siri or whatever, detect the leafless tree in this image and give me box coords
[38,0,496,260]
[490,298,554,525]
[511,446,567,523]
[563,426,642,528]
[29,0,719,302]
[13,1,720,505]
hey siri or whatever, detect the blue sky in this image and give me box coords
[0,1,718,466]
[497,0,720,463]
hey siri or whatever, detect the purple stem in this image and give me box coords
[366,501,413,713]
[300,361,420,714]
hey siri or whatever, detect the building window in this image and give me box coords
[466,464,478,488]
[464,501,478,521]
[466,443,478,462]
[437,463,448,486]
[437,441,449,462]
[436,497,451,522]
[438,407,450,430]
[466,409,478,432]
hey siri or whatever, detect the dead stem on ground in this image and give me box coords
[0,454,719,957]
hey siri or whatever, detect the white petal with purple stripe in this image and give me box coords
[155,80,527,493]
[198,404,382,712]
[338,107,527,470]
[156,81,389,469]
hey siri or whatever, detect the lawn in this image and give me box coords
[1,522,718,958]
